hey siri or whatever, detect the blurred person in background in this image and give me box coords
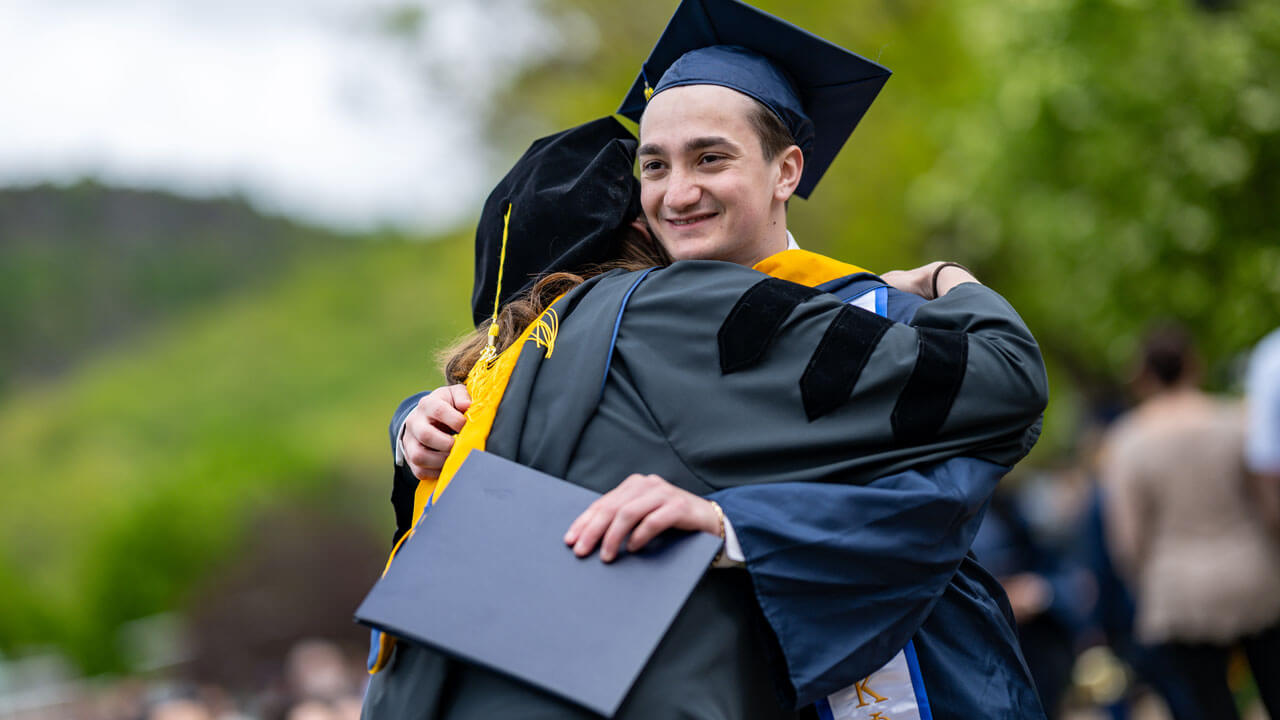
[285,697,361,720]
[145,694,214,720]
[1099,324,1280,719]
[972,483,1086,719]
[285,701,336,720]
[1247,327,1280,535]
[284,640,356,704]
[280,640,364,720]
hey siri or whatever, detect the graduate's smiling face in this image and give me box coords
[638,85,802,267]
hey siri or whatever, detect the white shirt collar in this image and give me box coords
[785,230,799,250]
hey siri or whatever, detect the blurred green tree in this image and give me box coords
[908,0,1280,399]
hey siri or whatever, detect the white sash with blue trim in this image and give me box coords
[815,640,932,720]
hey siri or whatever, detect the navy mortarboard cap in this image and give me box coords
[618,0,891,199]
[471,116,641,328]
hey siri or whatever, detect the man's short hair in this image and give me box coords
[746,99,797,161]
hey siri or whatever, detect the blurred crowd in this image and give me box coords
[976,324,1280,720]
[0,639,366,720]
[0,509,386,720]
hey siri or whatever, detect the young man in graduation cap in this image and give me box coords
[385,1,1049,718]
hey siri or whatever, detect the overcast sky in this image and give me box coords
[0,0,557,232]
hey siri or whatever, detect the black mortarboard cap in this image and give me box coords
[618,0,891,199]
[472,116,641,327]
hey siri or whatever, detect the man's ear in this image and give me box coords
[774,145,804,202]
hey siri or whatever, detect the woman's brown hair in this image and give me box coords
[441,224,671,384]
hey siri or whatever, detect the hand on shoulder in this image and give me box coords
[881,261,978,300]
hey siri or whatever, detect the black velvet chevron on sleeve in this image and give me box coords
[799,305,893,421]
[718,278,821,374]
[891,328,968,445]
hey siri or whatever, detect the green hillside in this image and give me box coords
[0,181,347,396]
[0,233,475,672]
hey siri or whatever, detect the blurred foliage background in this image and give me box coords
[1,0,1277,682]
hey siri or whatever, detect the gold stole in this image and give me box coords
[368,302,558,673]
[751,248,871,287]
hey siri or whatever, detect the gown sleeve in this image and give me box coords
[709,457,1006,707]
[389,391,429,546]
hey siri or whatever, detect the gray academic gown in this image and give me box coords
[362,260,1047,720]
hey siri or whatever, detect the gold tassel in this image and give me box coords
[479,202,513,368]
